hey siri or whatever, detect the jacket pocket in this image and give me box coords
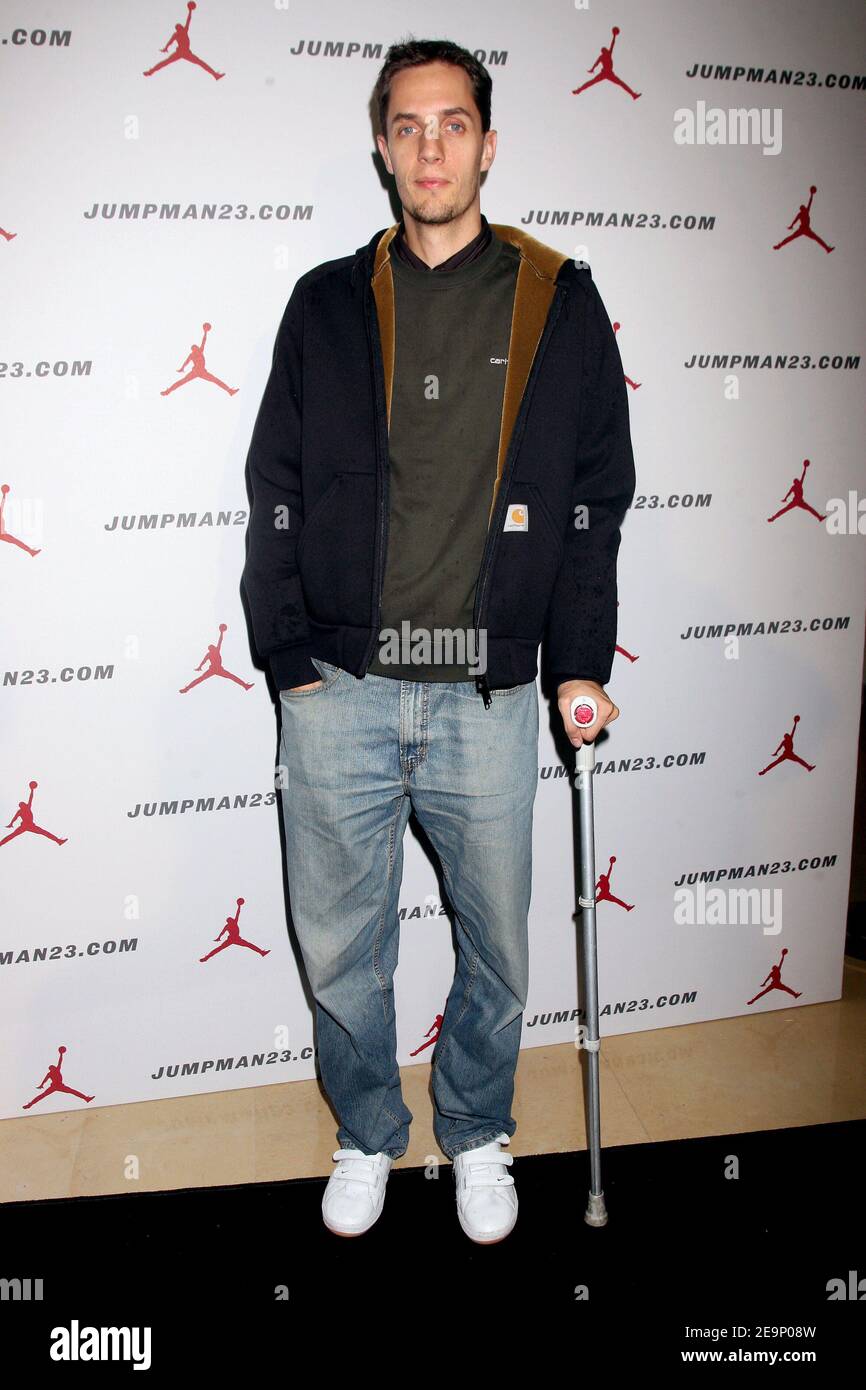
[279,657,344,699]
[296,471,376,627]
[485,481,565,641]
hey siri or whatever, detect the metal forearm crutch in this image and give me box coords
[570,694,608,1228]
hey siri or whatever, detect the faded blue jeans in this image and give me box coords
[278,657,539,1161]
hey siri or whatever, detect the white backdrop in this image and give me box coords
[3,0,864,1119]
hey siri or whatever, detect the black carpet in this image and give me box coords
[2,1120,863,1368]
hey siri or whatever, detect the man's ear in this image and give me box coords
[481,128,497,173]
[376,133,393,175]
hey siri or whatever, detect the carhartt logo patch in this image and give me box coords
[504,504,528,532]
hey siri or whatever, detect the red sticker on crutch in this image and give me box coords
[570,696,598,727]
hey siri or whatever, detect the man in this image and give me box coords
[241,38,636,1244]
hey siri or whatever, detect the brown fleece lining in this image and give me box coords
[371,222,570,530]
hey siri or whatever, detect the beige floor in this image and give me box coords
[3,956,865,1203]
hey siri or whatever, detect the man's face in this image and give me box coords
[376,60,496,227]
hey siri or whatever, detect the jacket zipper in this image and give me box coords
[361,266,390,676]
[472,283,566,707]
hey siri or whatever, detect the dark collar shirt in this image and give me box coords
[391,212,492,272]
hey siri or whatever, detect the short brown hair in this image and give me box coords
[373,36,493,139]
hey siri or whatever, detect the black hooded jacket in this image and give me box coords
[241,220,636,707]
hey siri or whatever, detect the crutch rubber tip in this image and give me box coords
[584,1192,608,1227]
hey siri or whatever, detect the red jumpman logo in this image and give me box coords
[0,484,41,555]
[772,185,834,254]
[746,947,802,1005]
[757,715,816,776]
[143,1,224,80]
[595,854,635,911]
[199,897,271,961]
[613,323,641,389]
[179,622,254,693]
[766,458,827,524]
[409,1013,444,1056]
[1,780,68,848]
[615,602,639,663]
[573,26,641,100]
[22,1046,94,1108]
[161,321,237,397]
[0,226,16,241]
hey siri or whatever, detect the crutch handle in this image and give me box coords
[570,695,598,728]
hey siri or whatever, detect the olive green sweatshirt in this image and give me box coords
[367,225,521,681]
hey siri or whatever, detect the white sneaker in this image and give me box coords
[452,1133,517,1244]
[321,1147,393,1237]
